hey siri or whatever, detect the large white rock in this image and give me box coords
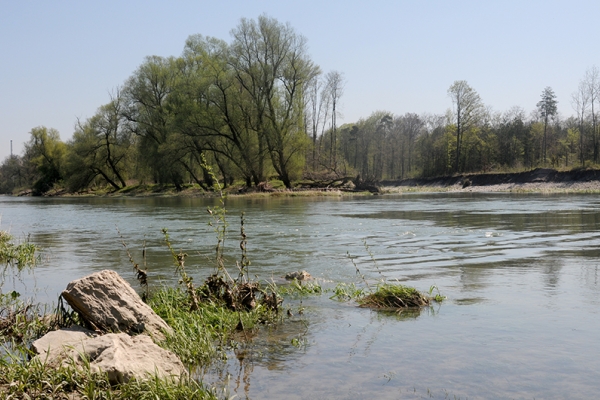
[32,325,96,358]
[61,270,172,341]
[33,330,186,384]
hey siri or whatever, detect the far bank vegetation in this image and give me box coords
[2,16,600,195]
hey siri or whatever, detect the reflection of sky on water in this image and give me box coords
[1,193,600,398]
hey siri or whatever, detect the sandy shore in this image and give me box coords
[383,180,600,194]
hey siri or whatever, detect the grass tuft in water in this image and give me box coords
[275,279,322,297]
[329,282,365,301]
[358,282,431,309]
[0,229,37,272]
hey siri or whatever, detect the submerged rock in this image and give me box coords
[32,330,185,384]
[285,270,313,281]
[61,269,171,341]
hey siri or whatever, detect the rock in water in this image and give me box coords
[61,269,172,340]
[32,331,186,384]
[285,270,313,281]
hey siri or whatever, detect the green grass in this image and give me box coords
[357,283,431,309]
[0,230,37,272]
[328,282,365,301]
[148,287,281,367]
[0,285,273,399]
[0,350,217,399]
[274,279,323,297]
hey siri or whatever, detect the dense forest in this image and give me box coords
[2,15,600,195]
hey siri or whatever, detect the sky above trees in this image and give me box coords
[2,0,599,161]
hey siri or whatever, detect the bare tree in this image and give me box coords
[447,80,484,173]
[536,87,558,163]
[324,71,345,171]
[572,78,590,166]
[583,66,600,162]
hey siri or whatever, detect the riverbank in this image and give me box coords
[12,167,600,197]
[382,167,600,193]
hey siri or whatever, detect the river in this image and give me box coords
[1,193,599,399]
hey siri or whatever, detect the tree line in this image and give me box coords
[1,16,600,194]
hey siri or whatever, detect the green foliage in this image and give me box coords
[23,126,67,194]
[276,279,323,297]
[65,95,133,192]
[0,155,25,194]
[0,230,37,272]
[5,18,600,193]
[428,285,446,303]
[0,347,217,399]
[149,287,280,366]
[328,282,364,301]
[0,291,53,347]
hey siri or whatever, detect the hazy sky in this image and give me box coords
[2,0,599,161]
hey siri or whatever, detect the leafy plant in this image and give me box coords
[276,279,322,297]
[329,282,364,301]
[0,230,37,273]
[428,284,446,303]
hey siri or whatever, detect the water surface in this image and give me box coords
[1,193,599,399]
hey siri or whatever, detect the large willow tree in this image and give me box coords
[229,15,320,188]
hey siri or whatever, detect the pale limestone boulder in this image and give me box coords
[61,270,171,341]
[33,331,186,384]
[32,325,96,358]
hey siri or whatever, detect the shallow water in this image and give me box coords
[1,192,600,399]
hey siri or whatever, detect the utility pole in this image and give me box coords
[10,140,13,157]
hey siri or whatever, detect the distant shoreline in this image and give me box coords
[10,168,600,197]
[382,168,600,193]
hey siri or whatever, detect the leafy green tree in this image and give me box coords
[496,107,528,169]
[229,15,320,188]
[122,56,188,188]
[23,127,66,194]
[65,93,133,191]
[0,155,24,194]
[176,34,268,187]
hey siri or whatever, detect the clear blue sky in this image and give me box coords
[2,0,599,161]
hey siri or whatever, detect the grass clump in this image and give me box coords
[0,351,217,399]
[329,282,365,301]
[0,292,55,346]
[149,287,280,367]
[0,230,37,271]
[358,282,431,309]
[275,279,323,297]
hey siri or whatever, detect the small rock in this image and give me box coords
[285,270,313,281]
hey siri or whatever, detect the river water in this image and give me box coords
[1,193,600,399]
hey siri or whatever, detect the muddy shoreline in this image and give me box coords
[12,168,600,197]
[382,168,600,193]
